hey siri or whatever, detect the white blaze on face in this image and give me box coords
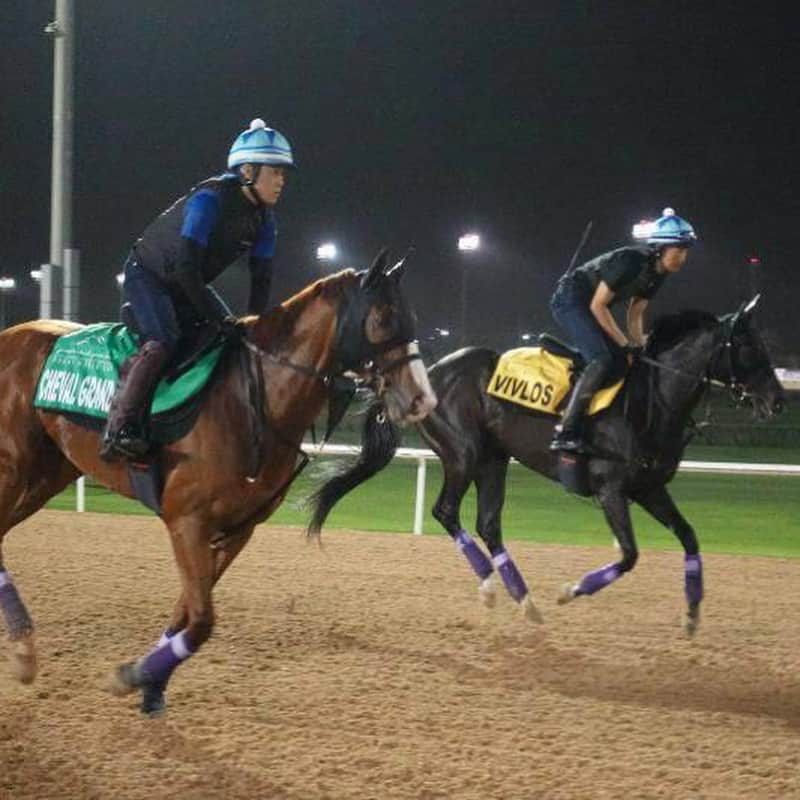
[389,342,437,423]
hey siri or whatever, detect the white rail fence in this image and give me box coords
[73,444,800,534]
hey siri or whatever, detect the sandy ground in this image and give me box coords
[0,510,799,799]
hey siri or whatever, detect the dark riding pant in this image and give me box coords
[549,277,626,449]
[549,277,625,378]
[122,257,181,356]
[122,256,232,354]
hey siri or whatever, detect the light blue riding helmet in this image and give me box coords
[227,118,295,169]
[647,207,697,247]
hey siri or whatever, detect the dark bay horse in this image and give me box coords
[309,299,783,634]
[0,250,436,714]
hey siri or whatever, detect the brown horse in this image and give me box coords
[0,249,436,714]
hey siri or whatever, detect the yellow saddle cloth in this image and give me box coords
[486,347,623,416]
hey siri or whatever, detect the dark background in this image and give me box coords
[2,2,797,362]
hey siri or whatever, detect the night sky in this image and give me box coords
[2,2,797,361]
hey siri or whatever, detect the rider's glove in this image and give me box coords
[622,343,644,359]
[217,315,246,341]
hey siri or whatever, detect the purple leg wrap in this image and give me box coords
[0,572,33,637]
[574,562,622,597]
[492,550,529,603]
[154,628,177,650]
[138,630,195,685]
[454,530,494,581]
[684,554,704,606]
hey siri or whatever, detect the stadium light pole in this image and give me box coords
[43,0,76,320]
[0,278,17,330]
[457,233,480,347]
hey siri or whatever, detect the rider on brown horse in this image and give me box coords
[549,208,697,453]
[101,118,294,461]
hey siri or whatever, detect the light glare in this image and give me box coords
[632,220,655,240]
[458,233,480,252]
[316,243,338,261]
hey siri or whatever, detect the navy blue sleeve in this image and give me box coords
[252,212,277,259]
[180,189,221,247]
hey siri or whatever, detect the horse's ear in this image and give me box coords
[361,247,390,289]
[386,246,415,281]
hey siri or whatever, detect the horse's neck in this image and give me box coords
[251,291,339,433]
[647,326,721,436]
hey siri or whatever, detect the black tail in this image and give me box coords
[307,401,401,536]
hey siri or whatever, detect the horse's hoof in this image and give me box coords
[141,683,167,717]
[109,661,142,697]
[684,605,701,637]
[520,594,544,624]
[478,576,497,608]
[7,634,38,684]
[557,583,577,605]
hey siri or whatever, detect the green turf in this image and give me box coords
[47,456,800,558]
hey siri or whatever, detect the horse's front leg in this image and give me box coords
[558,486,638,605]
[133,522,257,716]
[633,485,702,636]
[111,516,217,715]
[475,455,542,622]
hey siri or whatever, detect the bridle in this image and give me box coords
[239,273,422,390]
[639,311,747,402]
[228,269,421,486]
[634,309,762,438]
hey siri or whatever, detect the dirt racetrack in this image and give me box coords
[1,510,799,800]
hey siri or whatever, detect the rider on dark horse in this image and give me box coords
[100,118,294,461]
[549,208,697,453]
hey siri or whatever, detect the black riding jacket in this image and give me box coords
[572,246,667,305]
[131,173,276,317]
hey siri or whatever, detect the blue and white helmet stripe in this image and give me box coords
[227,118,294,169]
[647,207,697,246]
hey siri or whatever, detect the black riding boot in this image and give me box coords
[100,341,170,461]
[550,360,609,453]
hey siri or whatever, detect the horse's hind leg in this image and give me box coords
[475,455,543,622]
[633,485,702,636]
[558,487,638,606]
[0,446,80,684]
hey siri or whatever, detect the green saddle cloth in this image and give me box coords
[34,323,225,419]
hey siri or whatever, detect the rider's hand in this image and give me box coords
[217,315,245,341]
[623,343,644,364]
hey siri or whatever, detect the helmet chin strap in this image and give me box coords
[239,163,266,207]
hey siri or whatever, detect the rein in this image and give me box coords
[233,271,422,478]
[634,314,749,440]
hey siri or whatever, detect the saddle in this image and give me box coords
[34,311,228,438]
[486,334,623,416]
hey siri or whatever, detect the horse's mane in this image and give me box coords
[645,309,719,356]
[248,269,358,344]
